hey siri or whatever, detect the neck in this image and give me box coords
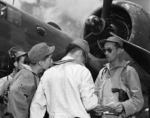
[30,64,42,75]
[109,57,122,69]
[11,69,17,77]
[67,53,76,60]
[66,54,84,65]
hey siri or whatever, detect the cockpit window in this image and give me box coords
[0,2,7,19]
[7,7,22,26]
[0,2,22,26]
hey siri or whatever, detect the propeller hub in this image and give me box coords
[85,15,105,35]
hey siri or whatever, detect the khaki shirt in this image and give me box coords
[7,64,39,118]
[95,60,144,117]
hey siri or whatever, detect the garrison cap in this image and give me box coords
[100,36,123,48]
[28,42,55,63]
[8,46,26,59]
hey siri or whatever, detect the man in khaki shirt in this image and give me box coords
[0,46,26,118]
[94,36,144,118]
[0,46,26,96]
[5,43,55,118]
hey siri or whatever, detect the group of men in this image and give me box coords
[0,36,144,118]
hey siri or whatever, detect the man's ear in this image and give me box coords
[118,48,124,54]
[74,50,81,58]
[38,61,43,67]
[120,49,124,53]
[78,50,83,56]
[14,61,18,67]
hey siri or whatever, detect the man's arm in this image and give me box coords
[95,71,101,90]
[79,67,98,111]
[30,75,47,118]
[0,75,13,96]
[121,67,144,117]
[95,68,106,96]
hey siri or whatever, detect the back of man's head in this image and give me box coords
[66,39,90,63]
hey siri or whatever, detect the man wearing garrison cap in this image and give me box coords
[0,46,26,117]
[5,43,55,118]
[94,36,144,118]
[30,39,98,118]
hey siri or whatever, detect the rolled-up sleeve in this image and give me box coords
[79,67,98,111]
[122,67,144,117]
[30,77,46,118]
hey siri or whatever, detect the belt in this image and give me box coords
[101,112,119,118]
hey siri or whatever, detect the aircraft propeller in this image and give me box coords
[84,0,113,41]
[101,0,113,19]
[84,0,150,75]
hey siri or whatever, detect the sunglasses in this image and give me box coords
[103,48,113,53]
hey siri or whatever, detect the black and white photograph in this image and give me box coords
[0,0,150,118]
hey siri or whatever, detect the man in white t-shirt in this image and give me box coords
[30,39,98,118]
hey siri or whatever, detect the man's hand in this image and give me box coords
[114,103,124,113]
[94,103,124,116]
[93,105,103,116]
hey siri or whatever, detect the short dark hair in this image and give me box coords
[16,54,26,62]
[66,43,86,58]
[24,55,30,65]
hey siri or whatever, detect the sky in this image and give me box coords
[4,0,150,39]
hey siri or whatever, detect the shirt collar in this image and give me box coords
[61,55,85,66]
[61,55,74,61]
[105,60,130,70]
[22,64,37,75]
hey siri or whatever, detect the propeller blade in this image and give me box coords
[84,33,95,44]
[123,41,150,75]
[101,0,113,19]
[110,32,150,75]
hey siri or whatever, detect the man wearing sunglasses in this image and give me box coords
[94,36,144,118]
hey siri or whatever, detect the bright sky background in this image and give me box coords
[4,0,150,38]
